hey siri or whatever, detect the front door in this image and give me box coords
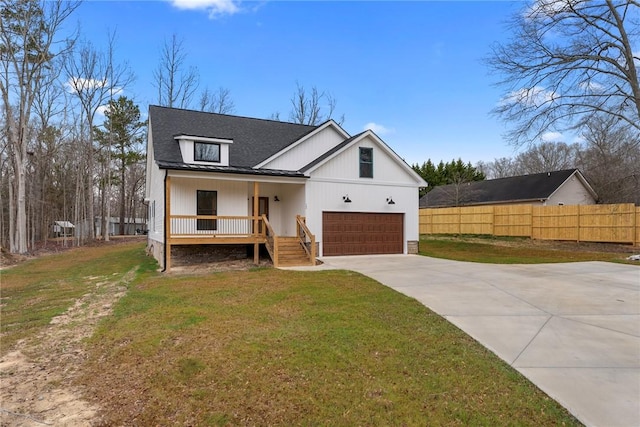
[252,197,269,233]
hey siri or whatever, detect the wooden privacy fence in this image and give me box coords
[419,203,640,245]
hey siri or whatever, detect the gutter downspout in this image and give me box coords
[162,169,168,272]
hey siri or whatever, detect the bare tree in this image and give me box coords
[0,0,80,253]
[153,34,199,108]
[488,0,640,147]
[477,157,519,179]
[288,81,344,125]
[198,86,235,114]
[64,32,133,241]
[576,114,640,203]
[514,141,580,174]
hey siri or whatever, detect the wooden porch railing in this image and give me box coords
[169,215,265,238]
[296,215,316,265]
[262,215,279,267]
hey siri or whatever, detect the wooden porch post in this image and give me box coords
[253,181,259,264]
[165,175,172,272]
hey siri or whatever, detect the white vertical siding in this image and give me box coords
[243,182,306,236]
[146,142,165,245]
[261,126,346,171]
[305,180,420,256]
[171,178,248,216]
[303,134,423,256]
[311,135,417,183]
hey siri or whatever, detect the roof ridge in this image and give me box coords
[149,105,319,128]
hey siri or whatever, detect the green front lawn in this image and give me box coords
[419,235,638,264]
[3,243,581,425]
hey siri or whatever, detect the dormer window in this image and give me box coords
[175,135,232,166]
[194,142,220,162]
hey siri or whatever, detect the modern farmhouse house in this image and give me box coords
[145,106,426,271]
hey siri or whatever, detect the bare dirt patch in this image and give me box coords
[169,244,273,275]
[0,268,136,426]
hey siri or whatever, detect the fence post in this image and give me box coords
[491,206,495,236]
[576,204,580,243]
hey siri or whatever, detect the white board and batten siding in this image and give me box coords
[304,135,424,256]
[169,177,247,216]
[259,124,347,171]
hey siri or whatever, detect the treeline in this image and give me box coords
[477,116,639,205]
[413,115,639,205]
[0,0,146,253]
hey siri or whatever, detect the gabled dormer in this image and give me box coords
[175,135,233,166]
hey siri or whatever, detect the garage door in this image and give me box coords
[322,212,403,256]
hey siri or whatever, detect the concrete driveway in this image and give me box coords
[315,255,640,427]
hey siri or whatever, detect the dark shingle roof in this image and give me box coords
[420,169,588,208]
[149,105,319,168]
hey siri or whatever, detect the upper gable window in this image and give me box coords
[194,142,220,163]
[359,147,373,178]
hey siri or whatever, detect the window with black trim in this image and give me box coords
[359,147,373,178]
[197,190,217,230]
[194,142,220,162]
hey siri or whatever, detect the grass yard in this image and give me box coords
[0,241,155,354]
[2,242,582,425]
[419,235,639,264]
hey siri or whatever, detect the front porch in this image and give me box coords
[165,214,316,270]
[164,176,315,271]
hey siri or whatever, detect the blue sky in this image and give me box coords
[72,0,526,166]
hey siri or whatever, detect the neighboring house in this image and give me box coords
[145,106,426,271]
[419,169,598,208]
[95,217,147,236]
[52,221,75,238]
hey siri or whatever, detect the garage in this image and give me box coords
[322,212,404,256]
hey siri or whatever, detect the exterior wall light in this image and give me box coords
[343,195,352,203]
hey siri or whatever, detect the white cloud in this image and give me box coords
[96,105,109,117]
[364,122,394,135]
[502,86,556,108]
[579,81,604,92]
[524,0,578,20]
[170,0,240,18]
[65,77,123,97]
[65,77,107,94]
[540,131,564,142]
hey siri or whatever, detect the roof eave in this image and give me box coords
[157,161,308,179]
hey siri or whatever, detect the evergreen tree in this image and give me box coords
[94,96,145,235]
[412,158,485,196]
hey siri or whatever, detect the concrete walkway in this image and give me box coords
[306,255,640,427]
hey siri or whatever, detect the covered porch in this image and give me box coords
[164,172,316,271]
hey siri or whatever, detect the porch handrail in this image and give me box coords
[296,215,316,265]
[169,215,262,236]
[262,214,279,266]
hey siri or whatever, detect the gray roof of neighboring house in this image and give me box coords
[419,169,594,208]
[149,105,319,168]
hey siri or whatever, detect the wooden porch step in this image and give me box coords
[276,237,314,267]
